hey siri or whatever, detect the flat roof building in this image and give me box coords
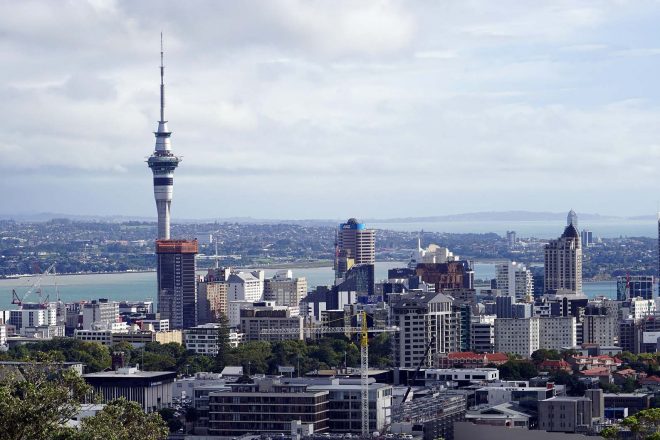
[207,378,329,436]
[83,367,176,413]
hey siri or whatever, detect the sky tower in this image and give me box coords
[147,34,180,239]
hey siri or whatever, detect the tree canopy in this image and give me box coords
[0,333,392,377]
[0,364,168,440]
[601,408,660,440]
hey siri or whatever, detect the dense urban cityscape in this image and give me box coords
[2,3,660,440]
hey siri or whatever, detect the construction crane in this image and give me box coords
[261,311,397,438]
[11,263,57,307]
[402,336,436,403]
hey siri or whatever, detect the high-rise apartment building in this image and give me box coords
[391,292,459,368]
[544,224,582,294]
[494,317,540,358]
[335,218,375,278]
[156,239,198,329]
[197,280,228,325]
[495,261,533,301]
[538,317,577,351]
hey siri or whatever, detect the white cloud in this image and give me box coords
[0,1,660,218]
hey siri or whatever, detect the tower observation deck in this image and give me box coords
[147,34,180,240]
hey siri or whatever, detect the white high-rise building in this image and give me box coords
[227,271,264,303]
[495,316,577,357]
[539,317,577,351]
[544,223,582,294]
[494,317,540,358]
[81,299,119,330]
[496,262,534,301]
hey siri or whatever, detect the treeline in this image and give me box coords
[0,365,168,440]
[0,333,393,376]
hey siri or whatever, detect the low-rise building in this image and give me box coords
[436,352,509,368]
[604,393,651,416]
[538,396,593,433]
[568,355,621,372]
[425,368,499,385]
[538,390,603,434]
[207,378,329,436]
[465,402,533,428]
[184,323,224,355]
[111,330,182,346]
[475,383,556,407]
[285,377,392,434]
[391,392,466,440]
[83,367,176,413]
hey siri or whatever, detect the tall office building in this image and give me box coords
[263,270,308,307]
[544,223,582,294]
[147,36,180,240]
[335,218,375,278]
[580,229,594,248]
[156,239,198,329]
[657,212,660,296]
[617,275,654,301]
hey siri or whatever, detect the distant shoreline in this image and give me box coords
[0,270,156,280]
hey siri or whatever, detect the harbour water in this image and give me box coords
[0,261,616,310]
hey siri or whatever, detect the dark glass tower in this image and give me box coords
[156,239,198,329]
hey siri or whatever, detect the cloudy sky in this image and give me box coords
[2,0,660,220]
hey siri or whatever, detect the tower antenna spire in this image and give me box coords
[160,32,165,122]
[148,32,179,240]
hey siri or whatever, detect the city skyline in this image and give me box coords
[2,1,660,219]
